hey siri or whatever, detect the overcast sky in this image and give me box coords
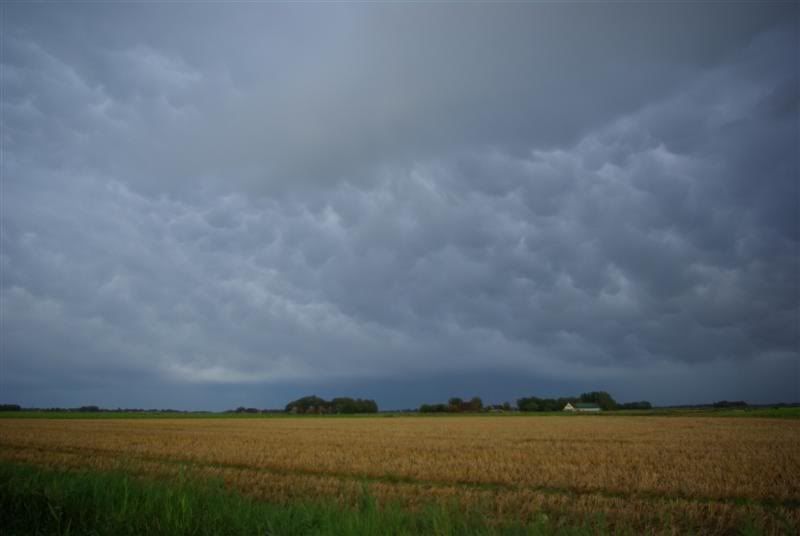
[2,2,798,410]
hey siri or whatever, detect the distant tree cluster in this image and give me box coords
[485,402,513,412]
[712,400,748,409]
[578,391,619,411]
[419,396,484,413]
[517,392,650,412]
[330,397,379,414]
[418,392,653,413]
[517,396,577,412]
[418,403,449,413]
[224,407,284,414]
[284,395,378,414]
[27,406,187,414]
[0,404,21,412]
[230,407,261,414]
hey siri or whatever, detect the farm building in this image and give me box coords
[563,403,601,412]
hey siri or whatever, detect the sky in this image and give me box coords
[1,2,798,410]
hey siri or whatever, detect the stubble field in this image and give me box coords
[1,415,798,534]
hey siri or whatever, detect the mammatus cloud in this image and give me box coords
[1,4,798,408]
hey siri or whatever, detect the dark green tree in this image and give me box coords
[468,397,483,412]
[579,391,617,410]
[285,395,329,414]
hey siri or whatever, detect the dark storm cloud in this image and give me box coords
[1,3,798,408]
[5,2,795,193]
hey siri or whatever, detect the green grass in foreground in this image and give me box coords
[0,462,596,535]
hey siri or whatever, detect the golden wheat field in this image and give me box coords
[1,415,798,533]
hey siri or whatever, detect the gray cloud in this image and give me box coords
[1,3,798,408]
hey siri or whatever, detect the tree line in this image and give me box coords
[519,391,619,411]
[13,398,791,415]
[419,397,492,413]
[418,392,652,413]
[517,391,653,411]
[0,404,191,413]
[284,395,378,414]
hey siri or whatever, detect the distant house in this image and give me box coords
[563,403,601,412]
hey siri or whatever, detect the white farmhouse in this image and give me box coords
[563,402,601,412]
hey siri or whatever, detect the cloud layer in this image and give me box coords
[2,3,798,408]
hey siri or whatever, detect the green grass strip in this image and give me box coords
[0,461,599,535]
